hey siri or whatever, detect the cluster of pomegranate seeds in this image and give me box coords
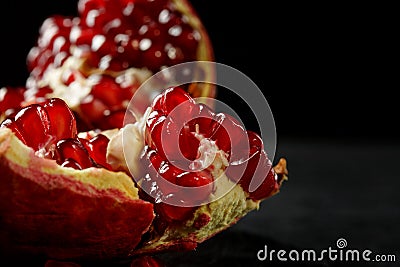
[78,74,138,130]
[139,87,279,223]
[0,87,26,118]
[0,98,111,171]
[27,16,75,79]
[27,0,200,81]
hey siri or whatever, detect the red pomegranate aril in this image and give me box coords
[247,130,264,150]
[81,134,112,169]
[43,98,78,140]
[178,127,200,161]
[0,87,25,114]
[156,161,183,194]
[187,103,216,137]
[14,105,52,151]
[135,0,169,19]
[80,95,109,122]
[99,109,125,129]
[145,111,168,152]
[90,76,124,108]
[34,86,54,98]
[249,165,278,201]
[78,0,106,18]
[139,42,168,71]
[158,202,195,222]
[1,119,26,145]
[170,24,199,54]
[228,141,276,201]
[211,113,247,156]
[176,171,213,202]
[61,158,83,170]
[55,138,93,169]
[152,86,195,115]
[148,149,164,170]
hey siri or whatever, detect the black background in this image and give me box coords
[0,1,398,266]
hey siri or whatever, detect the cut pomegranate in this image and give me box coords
[0,86,288,261]
[23,0,215,133]
[138,86,279,225]
[0,86,26,117]
[0,0,288,262]
[1,98,111,171]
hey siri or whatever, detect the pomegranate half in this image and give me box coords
[0,88,287,260]
[1,0,215,130]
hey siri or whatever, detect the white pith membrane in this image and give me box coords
[106,107,262,251]
[25,56,153,109]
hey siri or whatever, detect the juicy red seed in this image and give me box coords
[1,119,26,145]
[211,113,247,155]
[14,104,52,151]
[145,111,167,152]
[249,167,278,201]
[78,0,106,18]
[169,24,200,52]
[148,150,164,170]
[231,148,277,201]
[176,171,213,188]
[178,127,200,161]
[82,134,111,169]
[29,0,200,82]
[226,146,260,184]
[100,110,125,129]
[130,255,166,267]
[80,95,109,122]
[55,139,93,169]
[0,87,26,114]
[187,103,216,137]
[152,86,195,115]
[247,130,264,150]
[90,75,124,108]
[61,158,83,170]
[157,202,195,222]
[35,86,53,98]
[43,98,77,140]
[71,27,97,46]
[176,171,213,202]
[139,42,168,72]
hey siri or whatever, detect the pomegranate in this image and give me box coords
[107,86,288,254]
[0,0,288,263]
[20,0,215,131]
[0,86,287,260]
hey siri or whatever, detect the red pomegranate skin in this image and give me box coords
[0,149,154,260]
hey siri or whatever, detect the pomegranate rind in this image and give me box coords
[0,128,154,260]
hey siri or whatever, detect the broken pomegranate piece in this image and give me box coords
[104,86,287,254]
[0,85,288,261]
[21,0,215,132]
[0,0,287,263]
[0,98,113,171]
